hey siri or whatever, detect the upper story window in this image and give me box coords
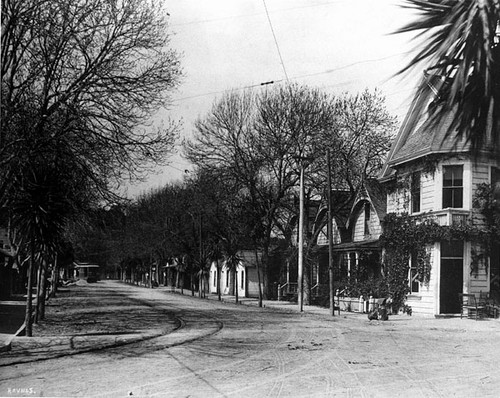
[364,202,371,236]
[442,165,463,208]
[411,171,421,213]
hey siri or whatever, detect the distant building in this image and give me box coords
[209,250,264,299]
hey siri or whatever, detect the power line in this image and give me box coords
[170,1,347,28]
[262,0,289,82]
[172,81,284,102]
[172,51,412,102]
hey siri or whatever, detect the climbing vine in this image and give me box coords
[380,212,488,310]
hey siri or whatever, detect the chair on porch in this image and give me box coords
[479,291,500,318]
[459,293,486,320]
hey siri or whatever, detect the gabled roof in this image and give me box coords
[380,73,469,180]
[388,112,468,168]
[349,179,386,223]
[364,179,387,222]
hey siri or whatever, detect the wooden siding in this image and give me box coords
[420,172,435,212]
[469,243,489,295]
[406,244,436,316]
[317,219,342,246]
[386,188,409,214]
[352,204,382,242]
[246,268,261,298]
[470,162,493,228]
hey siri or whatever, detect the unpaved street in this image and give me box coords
[1,281,500,397]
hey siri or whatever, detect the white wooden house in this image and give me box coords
[209,250,264,299]
[380,88,500,316]
[316,180,385,283]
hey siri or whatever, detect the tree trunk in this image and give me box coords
[234,270,238,304]
[24,241,34,337]
[34,260,43,324]
[216,260,221,301]
[261,243,270,300]
[254,248,263,307]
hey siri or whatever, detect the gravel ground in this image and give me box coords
[1,281,500,398]
[32,280,179,337]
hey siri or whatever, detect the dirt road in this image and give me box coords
[1,281,499,397]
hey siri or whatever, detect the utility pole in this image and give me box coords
[298,162,305,312]
[327,149,335,316]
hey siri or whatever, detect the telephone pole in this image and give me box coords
[327,149,335,316]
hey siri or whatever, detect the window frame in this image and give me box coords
[442,165,464,209]
[363,202,371,236]
[411,171,421,213]
[409,252,420,293]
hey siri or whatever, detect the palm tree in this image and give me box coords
[396,0,500,156]
[195,253,210,298]
[11,165,68,336]
[222,238,242,304]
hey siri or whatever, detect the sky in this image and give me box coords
[124,0,422,197]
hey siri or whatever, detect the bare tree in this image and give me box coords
[1,0,182,205]
[185,83,337,299]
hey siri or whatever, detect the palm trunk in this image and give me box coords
[38,262,47,321]
[50,253,58,299]
[34,259,43,324]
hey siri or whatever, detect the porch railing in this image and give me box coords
[277,282,297,301]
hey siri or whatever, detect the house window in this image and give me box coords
[443,165,463,208]
[241,270,245,289]
[411,172,421,213]
[492,167,500,202]
[409,252,419,293]
[213,270,217,287]
[364,203,371,236]
[226,270,229,287]
[349,252,357,278]
[340,254,349,280]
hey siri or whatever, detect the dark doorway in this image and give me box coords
[440,241,464,314]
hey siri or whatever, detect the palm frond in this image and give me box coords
[396,0,500,156]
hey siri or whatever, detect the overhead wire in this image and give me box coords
[170,0,347,28]
[172,51,411,102]
[262,0,289,82]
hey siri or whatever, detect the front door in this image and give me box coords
[440,241,464,314]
